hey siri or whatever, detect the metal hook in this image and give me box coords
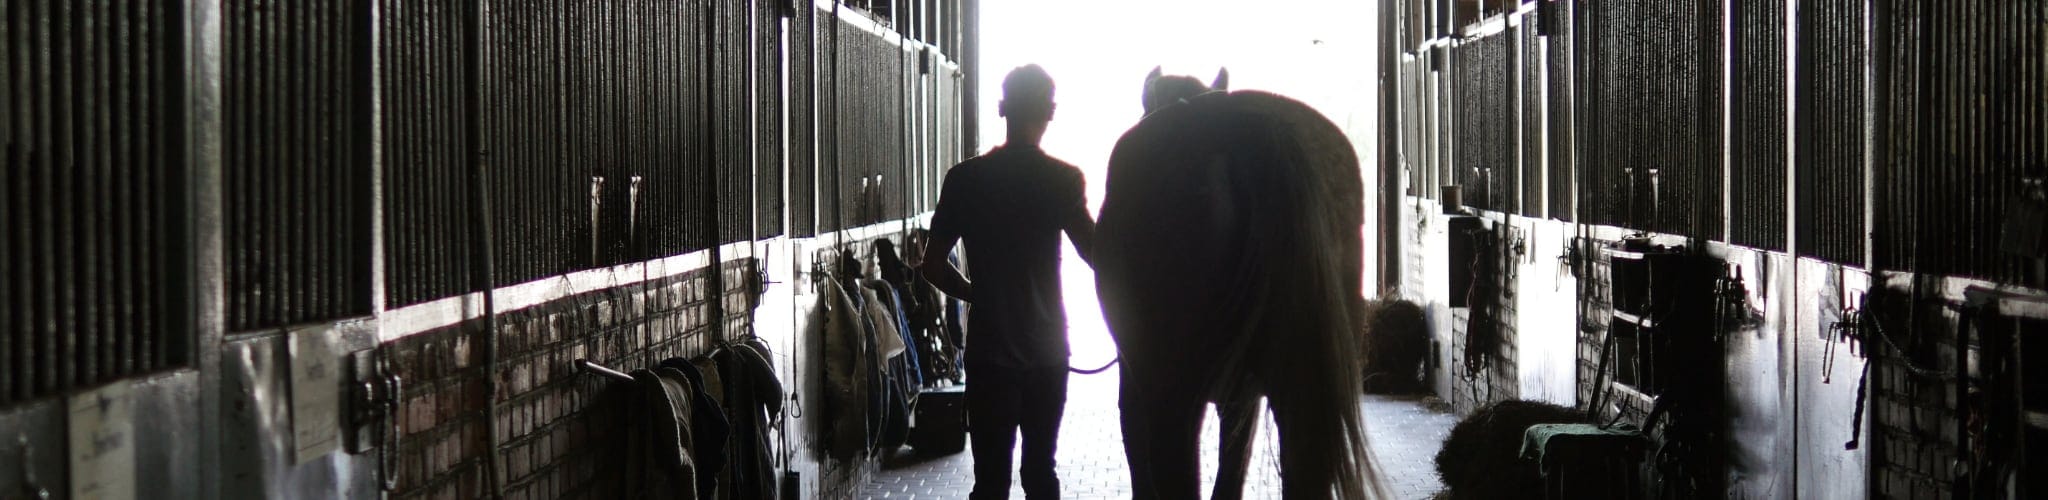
[18,434,48,500]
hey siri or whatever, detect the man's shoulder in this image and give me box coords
[1041,155,1083,175]
[956,147,1081,182]
[953,152,1022,174]
[1040,156,1084,188]
[1012,150,1083,180]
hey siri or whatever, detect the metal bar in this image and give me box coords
[138,0,159,369]
[575,358,635,384]
[117,0,142,372]
[53,0,79,390]
[3,0,19,402]
[81,0,106,385]
[24,0,45,391]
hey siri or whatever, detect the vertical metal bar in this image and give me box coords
[245,0,265,328]
[221,0,239,331]
[408,0,426,306]
[92,0,116,382]
[325,0,344,317]
[82,0,107,384]
[300,0,320,324]
[443,0,463,299]
[383,0,402,307]
[25,0,47,396]
[267,0,286,325]
[414,0,436,303]
[2,0,18,401]
[149,0,171,368]
[526,0,539,280]
[118,0,143,371]
[401,0,419,306]
[281,0,301,327]
[378,0,397,305]
[50,0,76,391]
[265,0,285,327]
[104,0,127,373]
[134,0,153,370]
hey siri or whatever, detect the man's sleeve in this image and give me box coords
[929,165,966,240]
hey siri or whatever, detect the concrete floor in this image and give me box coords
[856,369,1457,499]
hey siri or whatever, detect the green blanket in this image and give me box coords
[1519,423,1643,467]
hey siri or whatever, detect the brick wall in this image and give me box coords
[1446,220,1520,414]
[382,260,756,499]
[1571,237,1666,427]
[1400,207,1523,413]
[1866,287,1967,500]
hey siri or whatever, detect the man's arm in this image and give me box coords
[923,165,973,301]
[1064,208,1096,268]
[917,234,972,302]
[1064,171,1097,267]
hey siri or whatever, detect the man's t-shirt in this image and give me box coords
[929,144,1088,370]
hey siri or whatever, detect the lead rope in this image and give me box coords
[1071,356,1119,375]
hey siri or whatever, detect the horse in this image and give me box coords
[1132,66,1266,500]
[1095,68,1385,499]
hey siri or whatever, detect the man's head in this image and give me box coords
[1000,64,1057,125]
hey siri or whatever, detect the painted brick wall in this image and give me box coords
[381,261,757,499]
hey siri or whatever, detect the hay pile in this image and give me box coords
[1433,400,1582,499]
[1361,298,1429,394]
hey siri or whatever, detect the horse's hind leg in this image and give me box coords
[1268,390,1344,500]
[1122,375,1205,499]
[1211,395,1262,500]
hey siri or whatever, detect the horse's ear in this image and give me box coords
[1212,68,1230,91]
[1142,67,1163,111]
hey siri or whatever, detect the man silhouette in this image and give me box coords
[918,64,1095,500]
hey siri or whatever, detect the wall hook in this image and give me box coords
[17,434,47,500]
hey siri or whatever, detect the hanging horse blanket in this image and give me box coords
[814,277,872,459]
[659,357,732,498]
[612,368,699,499]
[714,341,785,500]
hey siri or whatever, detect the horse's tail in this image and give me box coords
[1219,91,1386,499]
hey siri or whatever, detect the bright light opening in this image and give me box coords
[975,0,1382,365]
